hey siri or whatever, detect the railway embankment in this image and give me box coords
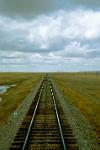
[52,79,99,150]
[0,80,42,150]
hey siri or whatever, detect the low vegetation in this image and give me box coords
[0,73,43,124]
[52,72,100,139]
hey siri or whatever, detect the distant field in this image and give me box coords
[52,72,100,138]
[0,73,43,124]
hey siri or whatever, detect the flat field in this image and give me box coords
[0,73,43,124]
[52,72,100,138]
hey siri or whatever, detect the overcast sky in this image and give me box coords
[0,0,100,72]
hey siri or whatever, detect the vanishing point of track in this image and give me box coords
[10,76,79,150]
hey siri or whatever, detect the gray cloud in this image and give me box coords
[68,0,100,8]
[0,1,100,72]
[0,0,61,18]
[86,50,100,59]
[0,0,100,19]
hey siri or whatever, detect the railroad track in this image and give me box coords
[10,76,79,150]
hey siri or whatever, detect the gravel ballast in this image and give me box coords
[0,80,42,150]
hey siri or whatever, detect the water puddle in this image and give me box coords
[0,84,16,94]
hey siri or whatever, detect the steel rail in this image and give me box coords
[21,81,45,150]
[49,81,67,150]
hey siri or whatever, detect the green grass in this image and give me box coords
[51,72,100,137]
[0,73,43,124]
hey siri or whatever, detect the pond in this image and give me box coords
[0,84,16,94]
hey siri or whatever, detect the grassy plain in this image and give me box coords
[0,73,43,124]
[52,72,100,138]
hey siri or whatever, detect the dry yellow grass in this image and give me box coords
[52,72,100,138]
[0,73,43,124]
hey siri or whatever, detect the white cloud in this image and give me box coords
[61,10,100,40]
[0,9,100,71]
[0,9,100,50]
